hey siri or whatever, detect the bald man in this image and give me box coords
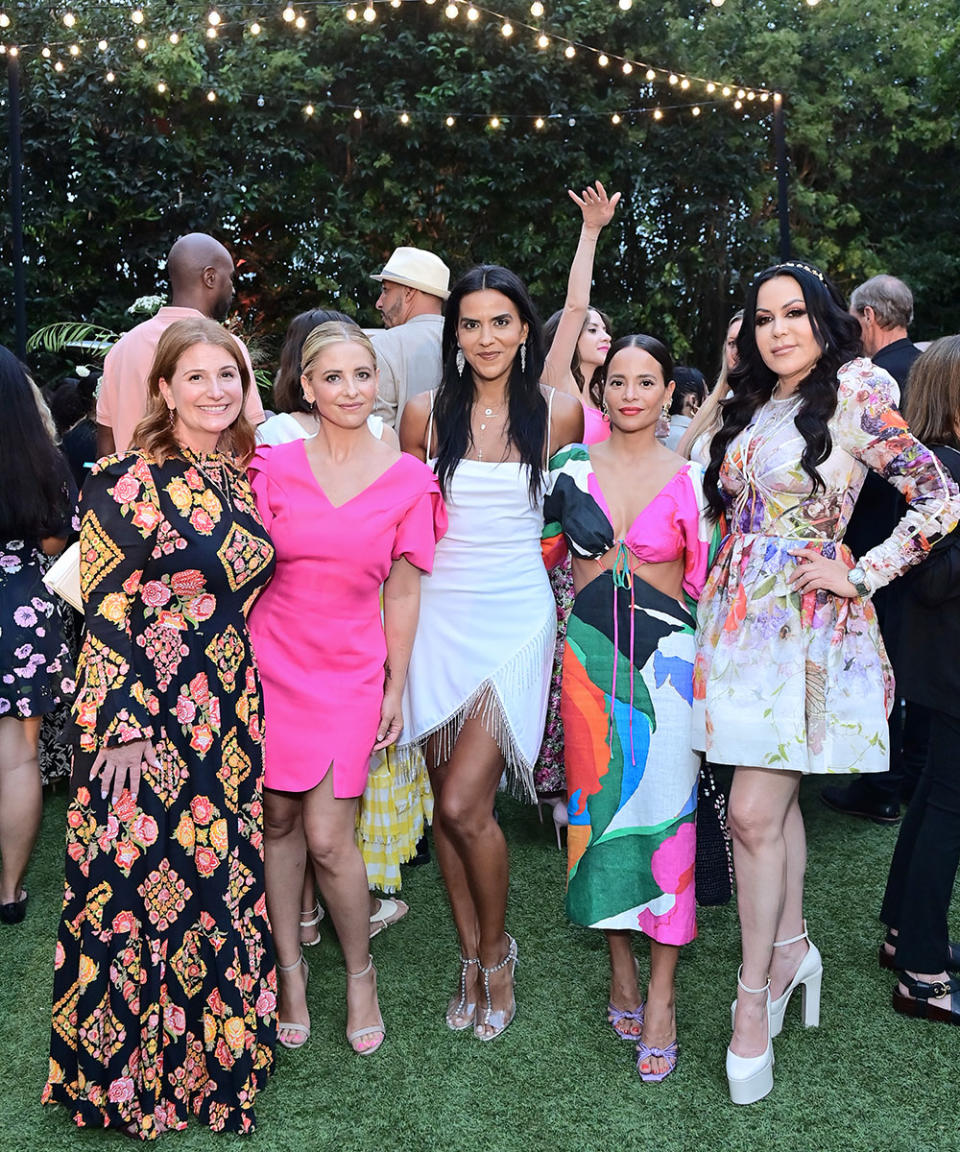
[96,233,264,456]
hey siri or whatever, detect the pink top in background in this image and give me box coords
[581,402,610,445]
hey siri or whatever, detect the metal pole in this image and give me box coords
[773,91,790,262]
[7,52,26,358]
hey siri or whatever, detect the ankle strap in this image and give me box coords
[773,919,809,948]
[479,933,517,975]
[736,964,770,996]
[900,972,959,1000]
[347,955,375,980]
[277,952,305,974]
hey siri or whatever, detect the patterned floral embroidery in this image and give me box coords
[217,524,275,593]
[218,727,251,814]
[79,512,125,599]
[138,859,192,932]
[205,625,245,693]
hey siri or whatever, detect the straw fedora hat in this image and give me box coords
[371,247,450,301]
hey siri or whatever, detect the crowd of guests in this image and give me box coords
[3,193,960,1137]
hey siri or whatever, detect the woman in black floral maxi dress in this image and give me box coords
[43,318,277,1139]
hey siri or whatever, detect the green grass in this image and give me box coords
[1,777,957,1152]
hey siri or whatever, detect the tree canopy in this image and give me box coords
[2,0,959,378]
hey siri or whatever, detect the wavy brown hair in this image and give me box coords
[131,317,256,465]
[904,335,960,448]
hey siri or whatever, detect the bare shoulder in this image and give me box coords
[543,385,585,442]
[399,390,433,459]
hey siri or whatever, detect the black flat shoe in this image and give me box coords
[820,784,900,824]
[0,889,27,924]
[878,931,960,973]
[892,973,960,1025]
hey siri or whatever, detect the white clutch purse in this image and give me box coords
[42,541,83,612]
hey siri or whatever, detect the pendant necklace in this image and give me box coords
[474,401,503,462]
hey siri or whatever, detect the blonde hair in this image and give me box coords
[132,317,256,465]
[29,378,59,443]
[301,321,378,376]
[903,335,960,446]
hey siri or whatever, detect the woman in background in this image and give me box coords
[0,347,75,924]
[677,309,744,462]
[879,335,960,1026]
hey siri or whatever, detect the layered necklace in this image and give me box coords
[471,400,507,462]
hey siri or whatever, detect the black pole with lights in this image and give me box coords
[773,91,790,261]
[6,52,26,358]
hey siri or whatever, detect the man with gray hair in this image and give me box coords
[822,274,925,825]
[849,274,920,394]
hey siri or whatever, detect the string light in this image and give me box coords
[653,108,662,119]
[62,12,76,27]
[169,31,179,43]
[530,0,544,14]
[207,89,216,101]
[711,0,725,6]
[722,85,731,96]
[733,99,742,109]
[157,80,167,92]
[282,6,296,21]
[706,82,715,93]
[668,73,678,85]
[692,105,700,115]
[207,27,218,38]
[467,6,479,19]
[680,78,689,89]
[645,68,655,80]
[534,116,544,128]
[131,10,144,24]
[536,33,548,47]
[41,46,50,57]
[760,92,769,102]
[353,106,362,118]
[618,0,632,8]
[54,58,63,70]
[305,103,314,114]
[747,90,755,100]
[295,14,306,27]
[598,54,608,66]
[250,22,261,33]
[98,38,107,50]
[489,116,500,127]
[346,8,357,18]
[622,61,632,74]
[363,5,376,19]
[444,2,457,16]
[69,43,79,55]
[208,10,221,25]
[0,13,9,28]
[391,0,402,6]
[445,115,455,126]
[611,112,621,124]
[400,111,409,123]
[564,44,574,57]
[136,37,147,49]
[737,88,745,98]
[501,21,512,35]
[105,69,115,81]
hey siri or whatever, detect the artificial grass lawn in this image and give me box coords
[1,776,957,1152]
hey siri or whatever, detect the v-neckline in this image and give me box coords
[297,439,403,510]
[589,457,688,540]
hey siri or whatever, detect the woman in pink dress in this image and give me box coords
[248,322,446,1055]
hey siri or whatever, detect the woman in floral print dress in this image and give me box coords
[44,318,277,1139]
[692,263,960,1105]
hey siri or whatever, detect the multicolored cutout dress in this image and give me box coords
[692,360,960,775]
[43,449,277,1140]
[543,446,720,942]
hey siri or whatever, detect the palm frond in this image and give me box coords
[27,322,120,355]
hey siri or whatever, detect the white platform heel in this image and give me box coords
[726,967,775,1106]
[768,920,822,1038]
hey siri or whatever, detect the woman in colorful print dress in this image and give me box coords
[543,334,720,1082]
[44,318,277,1139]
[0,347,76,924]
[249,322,445,1056]
[535,181,620,809]
[693,263,960,1105]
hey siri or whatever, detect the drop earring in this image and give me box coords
[168,407,176,426]
[456,348,465,375]
[520,342,527,373]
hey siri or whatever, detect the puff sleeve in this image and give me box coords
[392,471,447,573]
[247,445,276,532]
[834,360,960,591]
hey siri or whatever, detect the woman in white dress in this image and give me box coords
[400,266,582,1040]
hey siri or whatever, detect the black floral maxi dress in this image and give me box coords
[43,449,277,1140]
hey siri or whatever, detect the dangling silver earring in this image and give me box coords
[520,341,527,373]
[456,348,465,375]
[168,407,176,426]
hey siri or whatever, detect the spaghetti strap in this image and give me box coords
[426,389,436,460]
[545,386,555,464]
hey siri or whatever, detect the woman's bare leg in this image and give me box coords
[263,787,309,1045]
[0,717,42,905]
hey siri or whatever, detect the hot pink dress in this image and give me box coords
[248,441,446,797]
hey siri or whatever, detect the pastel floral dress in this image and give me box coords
[44,449,277,1140]
[693,360,960,775]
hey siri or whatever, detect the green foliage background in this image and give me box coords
[1,0,959,373]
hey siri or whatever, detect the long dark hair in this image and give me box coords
[704,262,862,521]
[543,306,612,409]
[274,309,355,413]
[0,346,74,539]
[434,265,547,501]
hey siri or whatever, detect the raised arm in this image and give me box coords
[542,181,621,398]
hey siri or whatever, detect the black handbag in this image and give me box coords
[695,761,733,906]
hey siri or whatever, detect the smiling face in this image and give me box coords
[577,310,611,370]
[301,339,378,429]
[158,341,244,453]
[754,275,821,392]
[456,289,529,386]
[603,345,674,432]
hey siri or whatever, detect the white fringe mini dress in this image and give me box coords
[401,393,556,800]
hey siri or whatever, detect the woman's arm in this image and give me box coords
[399,391,432,462]
[542,182,621,397]
[73,455,162,800]
[676,371,728,460]
[549,388,586,452]
[376,556,421,749]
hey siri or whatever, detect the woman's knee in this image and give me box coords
[263,794,300,840]
[728,794,782,851]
